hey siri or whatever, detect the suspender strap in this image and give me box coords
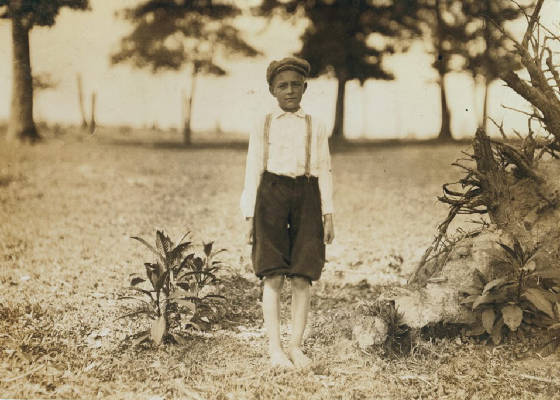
[263,113,272,170]
[262,112,312,177]
[305,114,312,177]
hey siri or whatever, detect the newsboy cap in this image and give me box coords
[266,57,311,85]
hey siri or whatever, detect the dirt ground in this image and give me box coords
[1,128,559,399]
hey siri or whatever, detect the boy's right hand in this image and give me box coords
[245,217,254,244]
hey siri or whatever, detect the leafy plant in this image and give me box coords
[359,300,413,358]
[120,230,226,346]
[461,238,560,345]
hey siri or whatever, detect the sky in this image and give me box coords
[0,0,559,139]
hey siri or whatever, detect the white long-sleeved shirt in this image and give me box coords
[240,105,334,218]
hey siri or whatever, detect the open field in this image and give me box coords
[1,129,560,399]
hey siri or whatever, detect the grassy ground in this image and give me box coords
[1,128,559,399]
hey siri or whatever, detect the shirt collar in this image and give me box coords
[271,103,306,119]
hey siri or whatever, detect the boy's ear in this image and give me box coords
[303,81,307,93]
[268,84,274,95]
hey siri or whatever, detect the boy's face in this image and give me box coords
[269,70,307,112]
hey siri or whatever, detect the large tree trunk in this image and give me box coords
[331,74,347,142]
[7,14,39,142]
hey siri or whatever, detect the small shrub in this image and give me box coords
[461,238,560,345]
[357,300,413,358]
[120,230,226,346]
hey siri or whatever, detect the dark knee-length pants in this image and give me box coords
[252,171,325,282]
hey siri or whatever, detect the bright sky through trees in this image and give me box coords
[0,0,558,139]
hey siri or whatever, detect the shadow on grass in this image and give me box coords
[328,137,473,153]
[105,137,474,153]
[107,139,249,151]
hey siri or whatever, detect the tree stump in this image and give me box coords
[394,1,560,340]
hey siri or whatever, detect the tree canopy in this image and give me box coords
[410,0,527,138]
[461,1,523,81]
[460,0,525,130]
[112,0,259,74]
[0,0,89,28]
[112,0,260,144]
[258,0,421,140]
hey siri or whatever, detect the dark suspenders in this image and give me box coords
[263,113,312,178]
[304,114,312,177]
[263,114,272,173]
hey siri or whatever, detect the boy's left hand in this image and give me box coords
[323,214,334,244]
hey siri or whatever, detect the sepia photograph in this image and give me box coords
[1,0,560,398]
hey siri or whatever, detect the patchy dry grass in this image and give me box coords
[1,129,559,399]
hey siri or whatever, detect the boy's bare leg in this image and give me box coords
[288,277,312,368]
[262,275,292,368]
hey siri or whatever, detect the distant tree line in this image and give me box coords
[259,0,526,141]
[1,0,529,144]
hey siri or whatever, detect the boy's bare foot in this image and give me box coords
[270,350,293,368]
[288,346,312,369]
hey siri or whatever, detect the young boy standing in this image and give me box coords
[240,57,335,368]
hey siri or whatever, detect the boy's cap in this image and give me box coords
[266,57,311,85]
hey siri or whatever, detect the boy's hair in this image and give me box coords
[266,57,311,86]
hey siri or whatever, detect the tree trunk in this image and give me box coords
[434,0,452,141]
[77,74,88,130]
[89,92,96,134]
[472,128,514,227]
[437,73,452,141]
[362,84,368,138]
[482,78,489,132]
[481,9,491,134]
[331,74,347,142]
[7,14,39,142]
[183,67,197,146]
